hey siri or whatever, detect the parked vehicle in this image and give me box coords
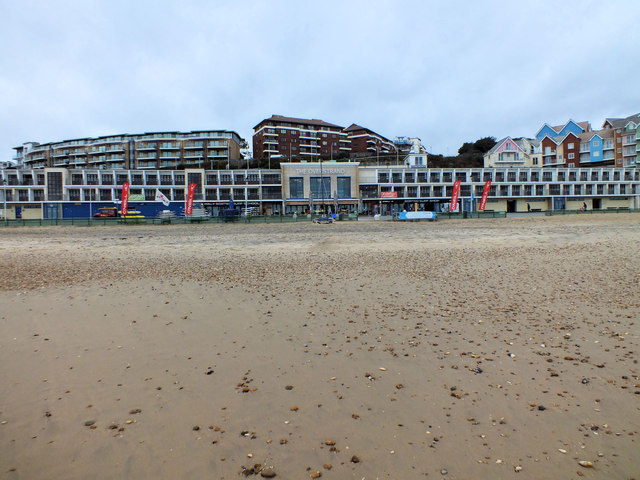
[93,207,118,218]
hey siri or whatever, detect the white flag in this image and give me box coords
[155,189,170,206]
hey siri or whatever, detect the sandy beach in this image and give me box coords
[0,215,639,479]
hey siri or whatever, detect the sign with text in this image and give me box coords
[295,168,346,175]
[450,180,461,212]
[380,191,398,198]
[121,183,130,215]
[479,180,492,211]
[155,189,170,206]
[185,183,197,215]
[398,211,436,220]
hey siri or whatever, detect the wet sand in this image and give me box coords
[0,215,639,479]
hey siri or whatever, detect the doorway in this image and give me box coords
[506,200,517,213]
[592,198,601,210]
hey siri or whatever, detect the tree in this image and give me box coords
[458,142,474,155]
[472,137,497,154]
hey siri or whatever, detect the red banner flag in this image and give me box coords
[450,180,461,212]
[185,183,197,215]
[121,182,130,216]
[479,180,492,211]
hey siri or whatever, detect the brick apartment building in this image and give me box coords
[252,115,398,161]
[343,124,396,157]
[253,115,351,161]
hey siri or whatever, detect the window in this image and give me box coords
[567,143,574,149]
[568,153,574,159]
[593,151,600,157]
[310,177,331,199]
[173,189,185,201]
[593,140,600,146]
[101,174,113,185]
[533,158,538,165]
[47,172,63,200]
[337,177,351,198]
[69,189,81,201]
[289,177,304,198]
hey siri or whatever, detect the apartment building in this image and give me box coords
[13,131,245,171]
[252,115,351,161]
[343,124,396,157]
[602,113,640,167]
[2,163,638,220]
[484,137,541,168]
[487,115,638,168]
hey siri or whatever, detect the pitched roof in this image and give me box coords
[603,113,640,129]
[343,123,365,132]
[576,131,599,141]
[486,137,509,155]
[343,123,393,143]
[254,115,343,130]
[486,137,525,155]
[549,120,590,133]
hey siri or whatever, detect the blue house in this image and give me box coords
[535,119,589,140]
[588,134,604,164]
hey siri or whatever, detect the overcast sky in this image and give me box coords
[1,0,639,162]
